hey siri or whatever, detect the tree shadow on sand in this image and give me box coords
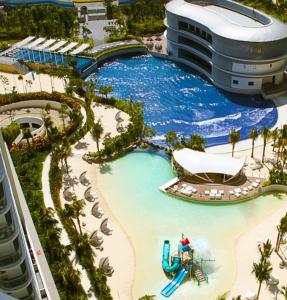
[99,163,112,174]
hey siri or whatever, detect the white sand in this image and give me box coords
[205,95,287,299]
[60,103,133,300]
[0,71,66,94]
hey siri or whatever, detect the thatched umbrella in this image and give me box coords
[100,218,113,235]
[63,187,75,201]
[99,257,114,276]
[79,171,90,186]
[155,43,163,52]
[91,202,104,218]
[146,41,154,50]
[90,230,104,248]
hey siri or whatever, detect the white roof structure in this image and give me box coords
[173,148,245,176]
[25,37,46,49]
[36,39,56,50]
[14,36,35,48]
[46,40,67,52]
[166,0,287,42]
[70,43,90,55]
[58,42,78,53]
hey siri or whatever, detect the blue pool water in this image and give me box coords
[12,49,93,71]
[90,55,278,147]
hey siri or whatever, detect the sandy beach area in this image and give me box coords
[60,103,134,300]
[206,95,287,299]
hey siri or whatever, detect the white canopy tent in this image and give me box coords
[46,40,67,52]
[36,39,56,50]
[70,43,90,55]
[13,36,35,48]
[58,42,78,54]
[173,148,245,183]
[25,37,46,49]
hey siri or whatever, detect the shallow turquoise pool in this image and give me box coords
[96,150,287,299]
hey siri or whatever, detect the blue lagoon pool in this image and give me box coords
[90,55,277,147]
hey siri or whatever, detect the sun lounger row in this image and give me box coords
[229,180,260,198]
[204,189,224,199]
[173,183,197,196]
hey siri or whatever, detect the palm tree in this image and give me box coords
[0,75,9,94]
[91,121,104,151]
[164,130,178,149]
[275,212,287,253]
[58,142,72,173]
[60,203,78,232]
[271,128,279,152]
[261,127,270,163]
[99,85,113,99]
[59,102,68,132]
[22,128,32,149]
[249,128,259,158]
[280,286,287,300]
[71,197,85,236]
[229,129,241,157]
[187,133,205,152]
[258,239,273,260]
[18,74,25,92]
[252,260,272,300]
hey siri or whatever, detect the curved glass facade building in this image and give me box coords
[165,0,287,94]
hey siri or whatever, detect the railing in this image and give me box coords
[0,270,31,291]
[0,223,16,242]
[0,250,22,268]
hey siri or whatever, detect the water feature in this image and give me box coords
[90,55,277,147]
[96,150,287,299]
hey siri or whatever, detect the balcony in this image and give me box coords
[0,223,16,242]
[0,270,31,291]
[0,250,23,269]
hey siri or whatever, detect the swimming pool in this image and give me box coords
[96,150,287,299]
[12,49,93,71]
[90,55,278,147]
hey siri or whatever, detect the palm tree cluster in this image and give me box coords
[252,239,273,300]
[164,130,205,152]
[275,212,287,258]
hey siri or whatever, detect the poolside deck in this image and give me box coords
[162,176,263,203]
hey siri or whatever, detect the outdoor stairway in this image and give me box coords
[194,269,206,285]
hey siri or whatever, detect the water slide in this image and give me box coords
[162,240,181,273]
[160,268,189,297]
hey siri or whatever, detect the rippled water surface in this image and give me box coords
[89,55,277,146]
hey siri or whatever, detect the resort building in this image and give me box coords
[0,133,60,300]
[165,0,287,95]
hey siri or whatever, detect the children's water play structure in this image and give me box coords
[161,235,213,298]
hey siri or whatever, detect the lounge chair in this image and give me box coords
[235,193,240,198]
[242,191,248,196]
[229,190,234,195]
[256,179,261,184]
[215,193,221,199]
[192,188,197,193]
[252,182,259,188]
[243,187,248,192]
[219,190,224,195]
[209,193,216,199]
[248,185,253,191]
[204,190,210,195]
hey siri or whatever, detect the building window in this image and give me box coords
[248,82,254,86]
[233,80,239,85]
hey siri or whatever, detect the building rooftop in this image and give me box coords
[166,0,287,42]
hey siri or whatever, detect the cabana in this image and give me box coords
[173,148,245,184]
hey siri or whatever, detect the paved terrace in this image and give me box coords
[162,176,262,203]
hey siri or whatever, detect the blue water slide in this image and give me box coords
[162,240,181,273]
[160,267,189,297]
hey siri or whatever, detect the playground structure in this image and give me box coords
[161,235,213,298]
